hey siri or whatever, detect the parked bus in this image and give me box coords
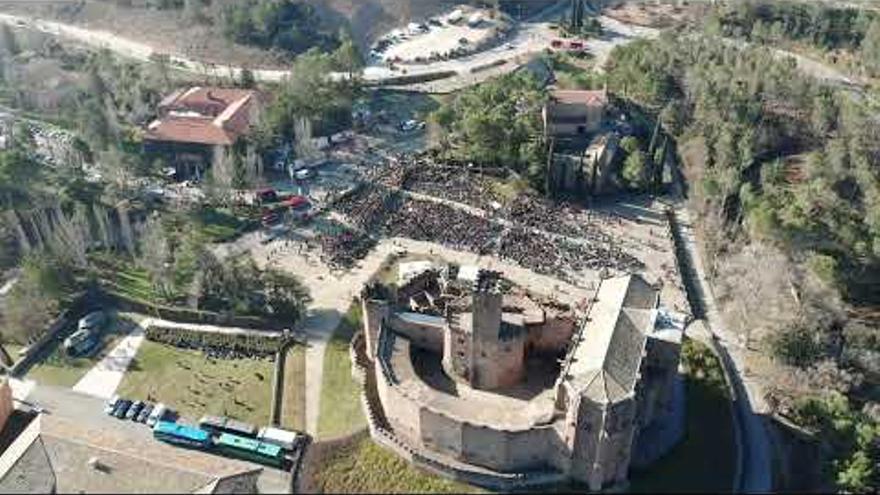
[198,415,258,438]
[153,421,211,449]
[214,433,284,468]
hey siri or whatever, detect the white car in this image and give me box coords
[78,311,105,332]
[294,168,315,180]
[400,119,426,132]
[104,395,120,415]
[147,403,168,427]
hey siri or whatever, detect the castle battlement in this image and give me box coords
[359,264,684,491]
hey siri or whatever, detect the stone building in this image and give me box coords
[543,88,624,198]
[543,89,608,138]
[143,87,263,180]
[358,264,684,490]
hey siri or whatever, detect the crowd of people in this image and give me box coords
[319,157,645,281]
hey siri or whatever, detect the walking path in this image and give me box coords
[72,326,146,400]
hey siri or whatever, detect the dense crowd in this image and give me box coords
[320,161,645,281]
[386,198,502,255]
[317,229,377,270]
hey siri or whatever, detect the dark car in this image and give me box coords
[256,188,279,205]
[137,403,154,423]
[126,401,144,421]
[113,399,132,419]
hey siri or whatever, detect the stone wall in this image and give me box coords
[389,313,445,353]
[526,316,576,354]
[352,329,567,492]
[374,328,562,475]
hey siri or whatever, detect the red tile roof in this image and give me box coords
[145,87,260,146]
[551,89,608,107]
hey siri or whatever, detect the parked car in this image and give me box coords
[64,328,99,357]
[256,188,279,205]
[400,119,426,132]
[126,401,144,421]
[104,395,119,416]
[137,403,154,423]
[294,168,315,180]
[261,210,281,227]
[113,399,132,419]
[78,311,106,332]
[147,403,168,427]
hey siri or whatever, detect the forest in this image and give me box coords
[604,32,880,492]
[707,0,880,76]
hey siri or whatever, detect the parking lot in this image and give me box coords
[369,7,509,66]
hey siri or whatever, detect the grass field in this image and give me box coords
[307,435,482,494]
[26,313,140,388]
[194,207,248,243]
[280,344,307,431]
[317,304,367,439]
[117,341,274,426]
[89,253,171,303]
[628,338,736,493]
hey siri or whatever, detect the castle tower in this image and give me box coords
[470,270,526,389]
[471,270,503,345]
[361,282,391,361]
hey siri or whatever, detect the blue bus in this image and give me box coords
[153,421,211,449]
[214,433,285,468]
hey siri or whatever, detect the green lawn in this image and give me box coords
[281,344,307,431]
[308,435,482,494]
[116,340,274,426]
[27,313,139,387]
[628,338,736,493]
[194,207,247,243]
[89,253,170,303]
[317,304,367,439]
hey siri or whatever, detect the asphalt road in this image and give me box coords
[670,207,773,493]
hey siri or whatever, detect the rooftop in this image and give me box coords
[0,413,287,494]
[145,87,259,146]
[564,274,658,403]
[550,89,609,107]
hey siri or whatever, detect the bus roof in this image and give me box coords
[153,421,209,442]
[217,433,282,457]
[258,427,299,445]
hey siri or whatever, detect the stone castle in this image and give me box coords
[357,264,684,491]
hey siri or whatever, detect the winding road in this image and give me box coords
[0,2,655,91]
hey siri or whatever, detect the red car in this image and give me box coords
[283,195,310,210]
[261,209,281,227]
